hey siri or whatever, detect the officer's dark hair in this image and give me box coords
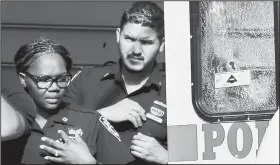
[120,1,164,40]
[14,37,72,73]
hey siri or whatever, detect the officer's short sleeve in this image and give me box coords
[95,116,135,164]
[83,112,99,157]
[1,88,36,134]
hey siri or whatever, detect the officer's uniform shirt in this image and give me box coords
[21,103,134,164]
[1,88,37,165]
[63,61,167,164]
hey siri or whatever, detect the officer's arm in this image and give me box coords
[1,93,36,141]
[1,95,25,140]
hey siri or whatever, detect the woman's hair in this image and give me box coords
[14,37,73,73]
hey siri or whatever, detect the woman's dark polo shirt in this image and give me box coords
[21,103,134,164]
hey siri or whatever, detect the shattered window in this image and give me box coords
[193,1,277,121]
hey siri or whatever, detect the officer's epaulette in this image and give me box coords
[101,61,117,67]
[100,61,118,81]
[101,72,115,81]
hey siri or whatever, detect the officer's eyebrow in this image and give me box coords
[140,36,153,39]
[124,34,137,41]
[36,72,69,78]
[124,34,154,41]
[139,37,154,42]
[124,34,135,38]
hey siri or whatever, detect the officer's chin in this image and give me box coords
[127,67,144,73]
[44,102,60,111]
[124,63,145,73]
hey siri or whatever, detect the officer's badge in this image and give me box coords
[146,100,167,124]
[76,129,83,136]
[151,107,165,117]
[99,116,121,142]
[67,128,83,142]
[68,128,83,136]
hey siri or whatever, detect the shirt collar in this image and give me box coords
[50,104,71,124]
[32,103,73,130]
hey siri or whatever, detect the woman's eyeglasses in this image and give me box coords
[24,72,72,89]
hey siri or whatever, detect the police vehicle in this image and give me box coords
[165,1,279,164]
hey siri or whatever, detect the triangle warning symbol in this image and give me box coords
[227,75,237,83]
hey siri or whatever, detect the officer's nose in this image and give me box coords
[48,81,60,92]
[131,41,142,56]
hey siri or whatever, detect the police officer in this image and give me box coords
[10,37,134,164]
[63,1,168,164]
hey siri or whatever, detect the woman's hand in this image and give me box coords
[39,130,96,164]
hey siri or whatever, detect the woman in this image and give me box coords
[13,37,134,164]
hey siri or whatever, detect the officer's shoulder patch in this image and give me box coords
[99,116,121,142]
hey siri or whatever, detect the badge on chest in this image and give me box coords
[55,128,84,143]
[146,100,167,124]
[68,128,83,142]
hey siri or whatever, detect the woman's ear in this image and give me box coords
[18,72,27,87]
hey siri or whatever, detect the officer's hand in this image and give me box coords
[131,132,168,164]
[39,130,96,164]
[97,98,146,128]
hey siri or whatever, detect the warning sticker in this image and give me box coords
[215,70,251,89]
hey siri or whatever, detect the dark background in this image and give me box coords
[1,1,165,91]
